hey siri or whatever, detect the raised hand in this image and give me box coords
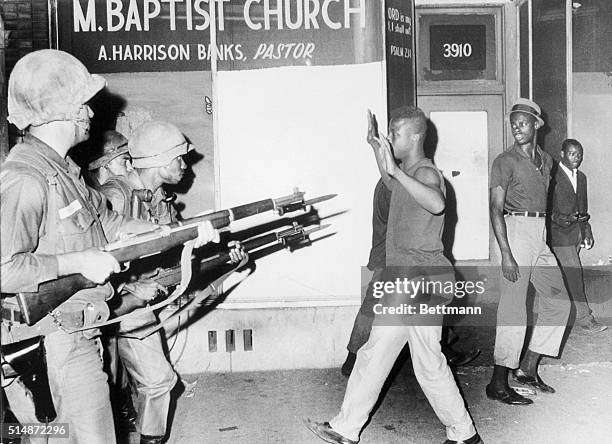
[366,109,381,150]
[377,135,398,177]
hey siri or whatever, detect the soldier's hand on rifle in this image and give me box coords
[122,280,168,302]
[195,220,220,248]
[228,241,248,264]
[57,248,121,284]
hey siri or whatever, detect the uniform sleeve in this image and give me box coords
[104,186,128,215]
[89,186,128,242]
[490,155,513,190]
[0,169,59,293]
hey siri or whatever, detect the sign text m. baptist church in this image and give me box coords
[60,0,369,72]
[72,0,366,32]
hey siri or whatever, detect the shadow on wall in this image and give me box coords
[424,118,458,266]
[71,88,127,169]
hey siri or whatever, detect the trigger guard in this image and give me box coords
[120,261,131,272]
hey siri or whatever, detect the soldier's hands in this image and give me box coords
[122,280,168,302]
[501,251,521,282]
[58,248,121,284]
[195,220,220,248]
[228,241,248,264]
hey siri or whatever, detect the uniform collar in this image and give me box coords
[24,134,82,176]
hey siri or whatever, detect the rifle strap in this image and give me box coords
[63,239,196,333]
[132,255,248,340]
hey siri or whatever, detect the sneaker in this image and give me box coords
[578,317,608,333]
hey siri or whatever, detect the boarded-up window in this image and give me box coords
[1,0,50,75]
[1,0,49,145]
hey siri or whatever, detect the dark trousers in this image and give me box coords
[552,243,592,322]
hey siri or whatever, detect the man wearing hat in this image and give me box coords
[487,98,571,405]
[87,130,137,212]
[0,50,218,443]
[91,120,245,444]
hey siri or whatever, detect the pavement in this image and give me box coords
[118,314,612,444]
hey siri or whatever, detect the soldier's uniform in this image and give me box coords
[1,50,120,444]
[90,121,192,444]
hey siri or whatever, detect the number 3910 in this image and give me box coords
[442,43,473,58]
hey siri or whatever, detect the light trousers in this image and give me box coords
[114,309,177,437]
[3,326,116,444]
[494,216,571,368]
[331,314,475,442]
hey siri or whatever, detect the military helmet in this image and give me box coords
[88,130,129,171]
[129,121,193,168]
[7,49,106,130]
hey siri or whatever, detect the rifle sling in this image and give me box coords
[130,255,248,340]
[62,239,196,333]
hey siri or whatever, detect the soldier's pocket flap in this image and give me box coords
[59,205,95,234]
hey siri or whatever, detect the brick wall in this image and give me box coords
[1,0,50,74]
[0,0,50,148]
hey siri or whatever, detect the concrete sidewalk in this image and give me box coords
[136,325,612,444]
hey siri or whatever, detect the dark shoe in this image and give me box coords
[302,418,358,444]
[578,317,608,333]
[512,369,555,393]
[446,348,481,367]
[341,352,356,377]
[485,384,533,405]
[140,435,164,444]
[444,433,483,444]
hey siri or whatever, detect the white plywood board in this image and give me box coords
[216,62,386,303]
[430,111,489,260]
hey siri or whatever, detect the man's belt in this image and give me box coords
[2,305,84,329]
[504,210,547,218]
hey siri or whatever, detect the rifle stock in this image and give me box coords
[5,190,333,325]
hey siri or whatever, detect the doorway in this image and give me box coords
[418,94,504,261]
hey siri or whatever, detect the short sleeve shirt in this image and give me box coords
[490,144,552,212]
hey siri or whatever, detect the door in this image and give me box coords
[418,94,504,261]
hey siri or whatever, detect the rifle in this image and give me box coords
[142,222,328,289]
[3,190,336,326]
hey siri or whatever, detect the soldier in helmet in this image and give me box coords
[0,50,219,444]
[88,119,245,444]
